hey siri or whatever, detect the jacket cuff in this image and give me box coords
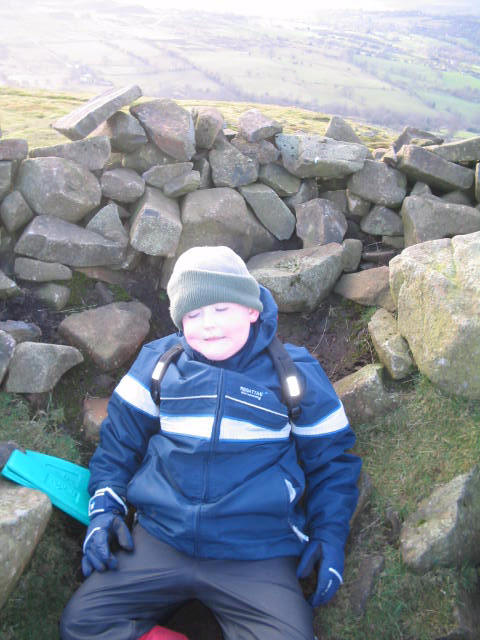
[88,487,128,518]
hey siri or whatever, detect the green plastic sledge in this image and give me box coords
[1,450,90,525]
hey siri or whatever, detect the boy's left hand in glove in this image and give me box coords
[296,540,344,606]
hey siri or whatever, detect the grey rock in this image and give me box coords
[342,238,363,273]
[276,133,368,179]
[0,320,41,343]
[334,266,396,311]
[325,115,363,145]
[0,330,16,385]
[396,145,474,192]
[100,168,145,203]
[6,342,83,393]
[410,181,432,196]
[0,441,22,468]
[349,555,385,618]
[368,308,414,379]
[429,136,480,164]
[441,190,472,206]
[0,161,14,199]
[231,136,279,165]
[53,84,142,140]
[192,106,224,149]
[15,215,126,267]
[319,189,348,215]
[123,142,175,173]
[209,138,258,188]
[258,163,300,196]
[238,183,296,240]
[295,198,348,247]
[334,364,399,426]
[401,195,480,247]
[393,126,443,153]
[238,108,282,142]
[193,157,212,189]
[129,187,182,257]
[361,205,404,236]
[0,139,28,161]
[163,170,201,198]
[29,136,111,171]
[346,190,371,220]
[373,148,387,160]
[475,163,479,203]
[390,232,480,399]
[58,301,151,371]
[0,271,20,299]
[33,283,70,310]
[0,190,33,233]
[130,99,195,161]
[283,178,318,210]
[400,465,480,572]
[348,159,407,207]
[16,157,101,223]
[0,479,52,610]
[86,203,129,248]
[90,111,147,153]
[14,257,72,282]
[143,162,193,189]
[382,235,405,250]
[248,244,344,312]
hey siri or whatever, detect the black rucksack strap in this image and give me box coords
[267,336,303,421]
[150,343,184,406]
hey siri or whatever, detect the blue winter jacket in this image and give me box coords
[88,286,362,560]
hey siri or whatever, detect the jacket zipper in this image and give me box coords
[194,368,225,556]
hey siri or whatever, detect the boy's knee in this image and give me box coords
[60,594,87,640]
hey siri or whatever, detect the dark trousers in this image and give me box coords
[60,524,314,640]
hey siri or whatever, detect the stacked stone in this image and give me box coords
[0,85,479,401]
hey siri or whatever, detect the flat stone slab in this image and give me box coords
[85,203,129,248]
[368,308,414,379]
[347,159,407,207]
[396,145,474,192]
[429,136,480,163]
[295,198,348,247]
[360,205,404,236]
[130,99,195,161]
[0,190,34,233]
[209,138,258,188]
[129,187,182,257]
[100,168,145,203]
[0,479,52,609]
[123,142,174,173]
[16,157,101,223]
[163,170,200,198]
[5,342,83,393]
[238,108,282,142]
[258,163,300,196]
[334,266,396,311]
[276,133,368,179]
[91,111,148,153]
[33,283,70,310]
[0,320,41,343]
[58,301,151,371]
[231,136,279,165]
[143,162,193,189]
[53,84,142,140]
[247,244,344,312]
[333,363,399,426]
[14,257,72,282]
[238,183,295,240]
[15,215,126,267]
[29,136,111,171]
[401,195,480,246]
[0,138,28,161]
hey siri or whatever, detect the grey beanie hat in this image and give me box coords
[167,246,263,329]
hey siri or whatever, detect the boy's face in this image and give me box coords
[182,302,260,361]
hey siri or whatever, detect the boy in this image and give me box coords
[61,246,361,640]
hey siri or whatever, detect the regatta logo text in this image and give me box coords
[240,386,264,401]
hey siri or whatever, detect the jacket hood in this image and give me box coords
[180,285,278,371]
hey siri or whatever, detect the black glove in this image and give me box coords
[82,487,133,577]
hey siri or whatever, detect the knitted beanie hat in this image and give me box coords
[167,246,263,329]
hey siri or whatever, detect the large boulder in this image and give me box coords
[258,163,300,196]
[247,244,343,312]
[389,231,480,399]
[400,465,480,572]
[53,84,142,140]
[29,136,111,171]
[347,159,407,207]
[238,183,296,240]
[129,187,182,257]
[15,215,126,267]
[0,479,52,610]
[0,161,14,199]
[143,162,193,189]
[58,301,151,371]
[123,142,175,173]
[209,138,258,188]
[5,342,83,393]
[192,106,224,149]
[238,109,282,142]
[367,309,414,380]
[401,195,480,246]
[100,168,145,203]
[334,266,396,311]
[0,138,28,161]
[324,115,363,145]
[429,136,480,164]
[231,136,280,165]
[295,198,348,247]
[90,111,148,153]
[275,133,368,179]
[130,99,195,161]
[360,205,404,237]
[0,190,34,233]
[395,145,474,192]
[16,158,101,223]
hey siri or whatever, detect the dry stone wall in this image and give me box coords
[0,84,480,401]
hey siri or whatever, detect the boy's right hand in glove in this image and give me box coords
[82,487,134,577]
